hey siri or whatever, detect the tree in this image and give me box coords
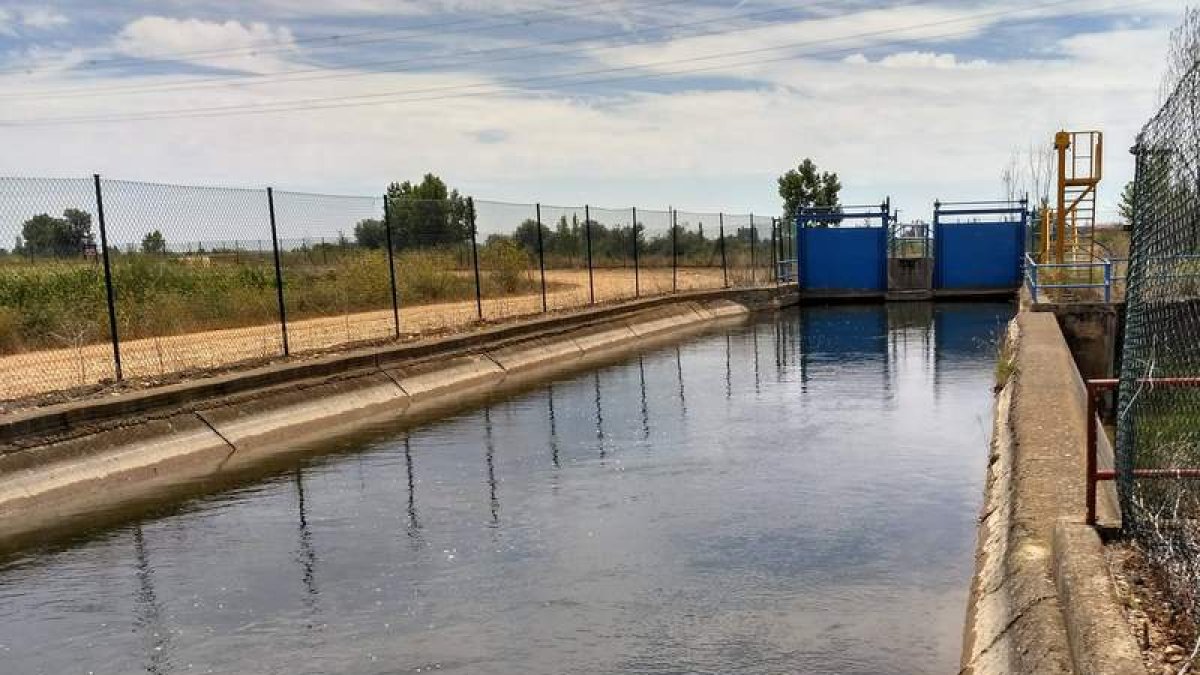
[20,209,95,257]
[141,230,167,254]
[353,218,387,249]
[778,159,842,226]
[1118,181,1136,229]
[384,174,471,250]
[513,218,547,253]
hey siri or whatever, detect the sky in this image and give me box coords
[0,0,1188,223]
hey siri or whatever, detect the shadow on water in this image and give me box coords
[0,302,1015,675]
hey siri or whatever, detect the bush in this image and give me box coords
[398,250,471,303]
[481,239,530,294]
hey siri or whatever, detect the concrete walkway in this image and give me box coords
[962,311,1142,674]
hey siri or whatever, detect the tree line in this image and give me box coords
[6,161,842,260]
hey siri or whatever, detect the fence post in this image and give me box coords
[632,206,640,298]
[671,208,678,293]
[266,187,289,356]
[383,194,400,338]
[750,213,757,284]
[770,217,778,284]
[584,204,595,305]
[1104,260,1113,303]
[719,213,729,288]
[536,203,548,313]
[469,197,483,320]
[93,174,123,382]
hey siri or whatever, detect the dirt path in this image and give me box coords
[1,267,757,401]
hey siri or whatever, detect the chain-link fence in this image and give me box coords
[1116,59,1200,630]
[0,176,781,406]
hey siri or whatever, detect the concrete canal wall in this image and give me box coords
[0,287,796,550]
[961,299,1144,674]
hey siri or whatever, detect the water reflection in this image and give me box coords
[593,372,605,458]
[132,525,169,675]
[638,356,651,440]
[484,407,499,526]
[546,383,561,468]
[1,302,1015,675]
[294,469,320,619]
[404,436,421,537]
[674,345,688,417]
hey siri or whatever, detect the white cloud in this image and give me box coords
[0,6,1182,222]
[842,51,989,70]
[20,8,68,29]
[114,17,296,73]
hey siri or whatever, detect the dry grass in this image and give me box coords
[0,266,766,401]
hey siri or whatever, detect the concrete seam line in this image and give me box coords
[379,367,411,398]
[1051,519,1148,674]
[480,352,507,374]
[193,411,237,453]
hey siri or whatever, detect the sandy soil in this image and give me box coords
[1,266,768,401]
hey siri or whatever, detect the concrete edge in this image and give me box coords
[1052,519,1148,675]
[0,294,770,549]
[963,305,1142,675]
[961,320,1020,674]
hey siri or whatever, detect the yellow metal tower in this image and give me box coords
[1052,130,1103,264]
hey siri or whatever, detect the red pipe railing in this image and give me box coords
[1086,377,1200,525]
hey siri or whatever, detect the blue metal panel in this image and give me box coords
[798,227,887,292]
[936,222,1024,289]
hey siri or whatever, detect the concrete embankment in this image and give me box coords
[961,304,1143,674]
[0,288,794,551]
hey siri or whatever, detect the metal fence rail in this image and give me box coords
[0,175,781,404]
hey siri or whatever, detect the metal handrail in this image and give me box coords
[1024,253,1114,302]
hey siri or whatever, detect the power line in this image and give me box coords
[0,0,656,78]
[9,0,818,101]
[0,0,1129,127]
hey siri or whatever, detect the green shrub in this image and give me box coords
[398,250,471,303]
[481,239,530,294]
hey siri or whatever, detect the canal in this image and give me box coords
[0,302,1012,674]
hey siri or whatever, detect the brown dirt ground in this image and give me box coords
[1107,540,1199,674]
[0,266,769,406]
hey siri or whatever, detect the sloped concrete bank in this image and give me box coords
[0,288,794,550]
[961,309,1143,674]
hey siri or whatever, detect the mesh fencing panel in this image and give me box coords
[387,197,477,334]
[0,177,112,400]
[100,180,282,380]
[723,213,756,287]
[637,208,674,296]
[538,204,590,310]
[474,199,542,321]
[1116,61,1200,627]
[272,190,392,351]
[586,206,637,302]
[0,177,776,404]
[674,210,725,291]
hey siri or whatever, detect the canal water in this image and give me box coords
[0,303,1011,675]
